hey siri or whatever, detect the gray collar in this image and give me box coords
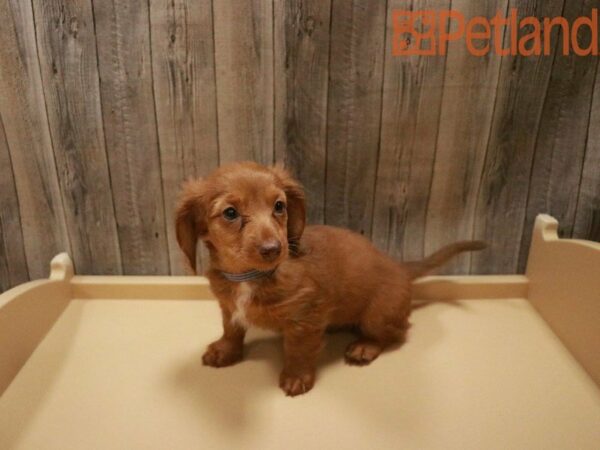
[220,268,276,283]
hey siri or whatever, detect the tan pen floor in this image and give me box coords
[1,297,599,450]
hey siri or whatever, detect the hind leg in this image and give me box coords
[345,289,411,366]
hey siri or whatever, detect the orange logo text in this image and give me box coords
[392,8,599,56]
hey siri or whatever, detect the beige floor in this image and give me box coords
[1,298,599,450]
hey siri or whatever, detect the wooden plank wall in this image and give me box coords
[1,0,599,290]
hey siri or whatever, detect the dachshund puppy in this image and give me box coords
[175,162,485,396]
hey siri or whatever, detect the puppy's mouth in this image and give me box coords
[248,248,288,272]
[215,243,289,274]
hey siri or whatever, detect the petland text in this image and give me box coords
[393,8,599,56]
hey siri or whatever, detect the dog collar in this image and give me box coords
[220,268,276,283]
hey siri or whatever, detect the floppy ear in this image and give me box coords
[175,179,209,274]
[271,165,306,243]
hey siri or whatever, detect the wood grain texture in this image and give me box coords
[425,0,509,274]
[372,0,450,262]
[518,0,599,271]
[471,0,565,274]
[0,0,70,279]
[325,0,387,235]
[149,0,219,275]
[92,0,169,275]
[0,0,599,282]
[32,0,122,275]
[274,0,332,225]
[0,114,28,292]
[574,63,600,243]
[213,0,274,164]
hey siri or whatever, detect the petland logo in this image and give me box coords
[393,8,599,56]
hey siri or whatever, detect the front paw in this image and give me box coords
[202,339,243,367]
[279,370,315,397]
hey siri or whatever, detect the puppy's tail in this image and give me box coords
[405,241,487,279]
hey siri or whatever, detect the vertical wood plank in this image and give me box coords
[92,0,170,274]
[471,0,565,274]
[149,0,220,275]
[372,0,450,262]
[0,0,70,279]
[325,0,387,235]
[213,0,274,164]
[574,63,600,243]
[0,114,29,291]
[32,0,122,275]
[519,0,599,271]
[273,0,332,224]
[424,0,508,274]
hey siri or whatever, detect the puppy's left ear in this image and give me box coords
[271,165,306,243]
[175,179,209,274]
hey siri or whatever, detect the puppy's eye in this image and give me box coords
[274,200,286,214]
[222,207,239,221]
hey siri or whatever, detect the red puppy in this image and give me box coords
[175,162,484,396]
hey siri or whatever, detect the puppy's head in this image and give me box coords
[175,162,305,274]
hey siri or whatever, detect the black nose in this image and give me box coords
[259,240,282,261]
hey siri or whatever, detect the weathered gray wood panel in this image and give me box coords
[0,0,70,280]
[372,0,450,262]
[425,0,509,274]
[325,0,387,235]
[32,0,122,275]
[92,0,169,275]
[149,0,219,275]
[471,0,566,274]
[274,0,331,225]
[519,0,599,271]
[0,0,599,288]
[574,63,600,242]
[213,0,274,164]
[0,114,28,292]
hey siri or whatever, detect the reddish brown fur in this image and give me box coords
[175,162,485,396]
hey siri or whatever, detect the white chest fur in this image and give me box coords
[231,282,253,329]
